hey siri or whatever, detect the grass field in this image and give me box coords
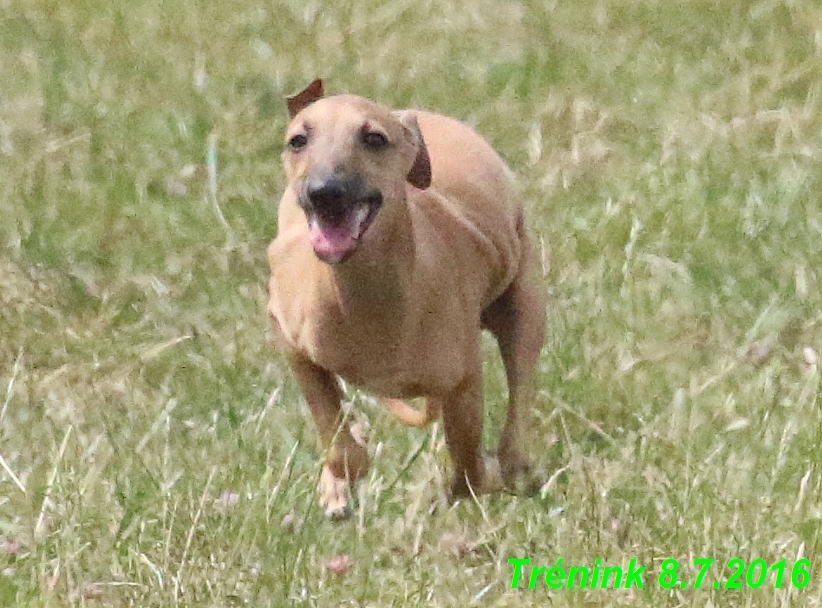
[2,0,822,605]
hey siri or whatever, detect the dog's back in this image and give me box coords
[410,111,524,307]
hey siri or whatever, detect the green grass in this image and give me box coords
[2,0,822,605]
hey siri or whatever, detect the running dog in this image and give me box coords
[267,80,545,515]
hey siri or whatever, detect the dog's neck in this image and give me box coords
[323,209,415,322]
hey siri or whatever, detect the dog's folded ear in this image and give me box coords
[394,111,432,190]
[286,79,324,119]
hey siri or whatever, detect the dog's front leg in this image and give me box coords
[288,354,369,517]
[436,371,485,498]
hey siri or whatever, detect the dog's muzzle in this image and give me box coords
[299,175,383,264]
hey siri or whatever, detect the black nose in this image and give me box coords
[306,177,349,212]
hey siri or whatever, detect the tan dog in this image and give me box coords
[267,80,546,516]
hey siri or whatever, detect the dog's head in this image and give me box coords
[282,80,431,264]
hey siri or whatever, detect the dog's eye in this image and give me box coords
[361,131,389,150]
[288,134,308,151]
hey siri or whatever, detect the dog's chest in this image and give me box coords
[268,236,475,399]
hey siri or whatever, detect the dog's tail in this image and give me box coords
[380,397,438,427]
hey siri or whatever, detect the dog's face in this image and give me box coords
[282,81,431,264]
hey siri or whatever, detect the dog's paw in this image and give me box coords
[319,466,352,519]
[446,455,499,501]
[499,450,540,495]
[478,452,534,493]
[481,452,505,493]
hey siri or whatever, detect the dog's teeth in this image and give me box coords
[353,205,370,229]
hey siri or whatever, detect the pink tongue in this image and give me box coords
[308,216,358,263]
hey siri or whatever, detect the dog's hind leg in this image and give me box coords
[288,354,369,517]
[481,234,546,489]
[380,397,440,427]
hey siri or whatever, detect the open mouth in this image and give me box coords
[306,194,382,264]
